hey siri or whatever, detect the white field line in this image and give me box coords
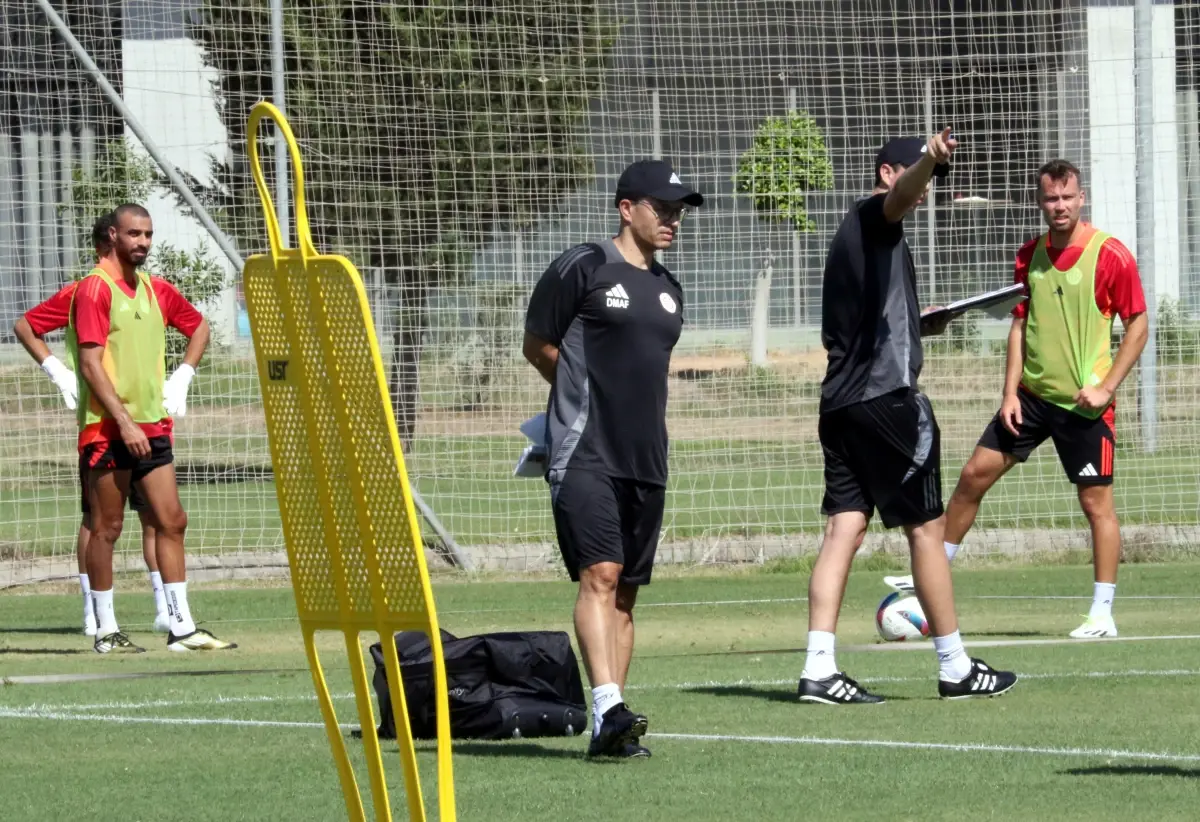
[12,667,1200,715]
[648,732,1200,764]
[200,597,814,625]
[972,595,1200,600]
[1,705,1197,765]
[629,668,1200,692]
[7,633,1200,688]
[194,593,1200,625]
[850,634,1200,652]
[0,707,346,731]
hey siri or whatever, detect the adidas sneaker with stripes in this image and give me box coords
[798,672,885,705]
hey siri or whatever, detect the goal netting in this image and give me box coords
[2,0,1199,586]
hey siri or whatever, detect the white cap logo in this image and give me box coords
[669,173,682,184]
[659,293,677,314]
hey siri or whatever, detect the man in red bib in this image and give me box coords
[884,160,1148,639]
[71,203,235,653]
[14,212,168,637]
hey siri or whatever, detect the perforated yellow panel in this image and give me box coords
[242,102,455,822]
[245,256,431,625]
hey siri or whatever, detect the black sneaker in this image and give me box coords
[586,703,648,757]
[619,741,651,759]
[94,631,145,654]
[798,672,885,705]
[592,740,652,759]
[938,658,1018,700]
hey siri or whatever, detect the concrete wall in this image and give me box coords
[1088,1,1180,301]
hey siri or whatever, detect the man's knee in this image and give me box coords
[1078,486,1116,522]
[579,562,621,595]
[154,506,187,538]
[955,452,1007,500]
[91,514,124,544]
[822,511,868,552]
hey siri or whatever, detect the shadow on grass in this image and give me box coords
[686,684,914,703]
[351,731,585,761]
[0,647,90,655]
[643,647,804,660]
[685,684,797,704]
[451,742,585,760]
[0,626,83,636]
[1062,765,1200,779]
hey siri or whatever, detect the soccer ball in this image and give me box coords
[875,592,930,642]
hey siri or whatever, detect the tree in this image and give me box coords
[186,0,613,448]
[733,110,833,358]
[733,110,834,233]
[60,137,226,367]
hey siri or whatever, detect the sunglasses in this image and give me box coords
[638,198,689,223]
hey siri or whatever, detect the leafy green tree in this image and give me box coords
[60,137,226,367]
[733,109,834,348]
[734,110,834,233]
[185,0,613,448]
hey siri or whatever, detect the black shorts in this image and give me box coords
[978,389,1115,486]
[819,389,943,529]
[79,454,148,515]
[548,469,666,586]
[81,435,174,487]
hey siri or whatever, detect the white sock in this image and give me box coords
[91,588,118,636]
[164,582,196,635]
[80,574,93,620]
[934,631,972,682]
[590,683,622,738]
[802,630,838,680]
[149,571,167,616]
[944,541,960,562]
[1089,582,1116,620]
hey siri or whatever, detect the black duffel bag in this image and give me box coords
[369,629,587,740]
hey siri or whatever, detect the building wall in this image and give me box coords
[0,0,123,335]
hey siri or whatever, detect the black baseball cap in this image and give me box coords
[875,137,951,179]
[614,159,705,208]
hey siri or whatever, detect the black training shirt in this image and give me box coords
[525,238,684,486]
[819,192,922,413]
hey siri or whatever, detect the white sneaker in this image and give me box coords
[153,612,172,633]
[883,575,915,594]
[83,614,98,637]
[1069,615,1118,639]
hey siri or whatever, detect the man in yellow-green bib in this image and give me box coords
[886,160,1148,639]
[70,203,236,654]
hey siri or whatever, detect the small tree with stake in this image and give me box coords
[733,109,833,363]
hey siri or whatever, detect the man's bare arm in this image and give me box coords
[1002,316,1027,399]
[13,317,53,365]
[523,331,558,384]
[181,317,210,368]
[79,344,135,427]
[1101,312,1148,394]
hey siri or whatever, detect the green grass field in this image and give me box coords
[4,434,1200,558]
[4,348,1200,562]
[3,564,1200,821]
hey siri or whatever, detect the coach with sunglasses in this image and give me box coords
[522,159,704,760]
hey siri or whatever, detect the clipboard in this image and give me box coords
[921,283,1028,326]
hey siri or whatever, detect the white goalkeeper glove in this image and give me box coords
[163,364,196,417]
[41,355,78,411]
